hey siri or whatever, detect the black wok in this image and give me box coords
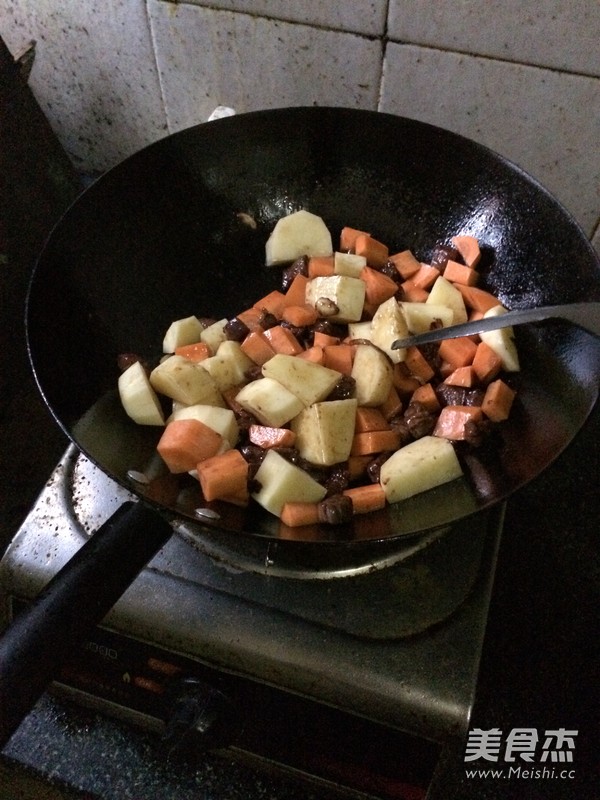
[1,107,599,744]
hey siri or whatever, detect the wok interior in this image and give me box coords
[27,108,600,543]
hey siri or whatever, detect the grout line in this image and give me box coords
[145,0,172,134]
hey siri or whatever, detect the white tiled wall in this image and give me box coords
[1,0,599,251]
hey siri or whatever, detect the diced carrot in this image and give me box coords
[482,379,516,422]
[438,336,478,368]
[443,260,479,286]
[451,235,481,268]
[405,346,435,382]
[360,266,398,306]
[469,309,486,322]
[281,304,319,327]
[323,343,354,375]
[236,307,265,332]
[347,454,372,480]
[410,382,440,413]
[472,341,503,383]
[240,330,276,365]
[280,501,320,528]
[350,429,401,456]
[393,363,421,396]
[444,366,476,387]
[388,250,421,279]
[405,263,440,290]
[343,484,386,515]
[196,449,249,503]
[174,342,212,362]
[157,418,223,474]
[455,284,501,314]
[340,226,370,252]
[355,406,390,433]
[313,330,340,348]
[253,290,287,318]
[248,424,296,449]
[400,281,430,303]
[296,345,324,364]
[263,325,304,355]
[438,360,454,379]
[380,386,403,420]
[282,273,310,307]
[308,255,335,277]
[354,234,389,268]
[433,405,484,441]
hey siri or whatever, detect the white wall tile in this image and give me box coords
[381,44,600,237]
[148,1,382,132]
[170,0,388,36]
[0,0,167,172]
[387,0,600,77]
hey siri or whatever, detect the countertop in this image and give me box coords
[1,36,598,800]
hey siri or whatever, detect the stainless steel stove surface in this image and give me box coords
[0,446,504,798]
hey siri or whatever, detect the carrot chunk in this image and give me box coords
[438,336,478,368]
[280,501,320,528]
[313,330,340,348]
[343,484,386,515]
[405,263,440,290]
[308,255,335,277]
[296,345,325,364]
[323,343,354,375]
[281,304,319,327]
[400,281,429,303]
[282,273,310,307]
[174,342,212,362]
[340,226,370,252]
[248,424,296,449]
[451,235,481,268]
[393,363,421,396]
[472,341,503,383]
[443,260,479,286]
[236,307,265,332]
[196,449,249,503]
[482,379,516,422]
[157,418,223,474]
[360,266,398,306]
[350,429,402,456]
[347,454,372,480]
[433,405,483,440]
[253,290,287,318]
[355,406,390,433]
[455,284,501,314]
[241,330,276,365]
[380,386,403,420]
[388,250,421,279]
[354,234,389,268]
[405,346,435,382]
[410,382,440,413]
[263,325,304,355]
[443,366,476,387]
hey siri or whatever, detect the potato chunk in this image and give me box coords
[379,436,463,503]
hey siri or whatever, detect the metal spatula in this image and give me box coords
[391,302,600,350]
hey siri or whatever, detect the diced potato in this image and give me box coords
[305,275,366,323]
[426,276,468,324]
[171,403,239,448]
[334,251,366,277]
[162,315,206,354]
[291,398,357,466]
[369,296,409,363]
[200,340,255,392]
[351,344,393,407]
[379,436,463,503]
[200,318,228,352]
[347,320,373,341]
[118,361,165,426]
[251,449,327,517]
[150,355,224,407]
[400,302,454,334]
[235,377,304,428]
[480,306,520,371]
[265,209,333,266]
[262,353,341,407]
